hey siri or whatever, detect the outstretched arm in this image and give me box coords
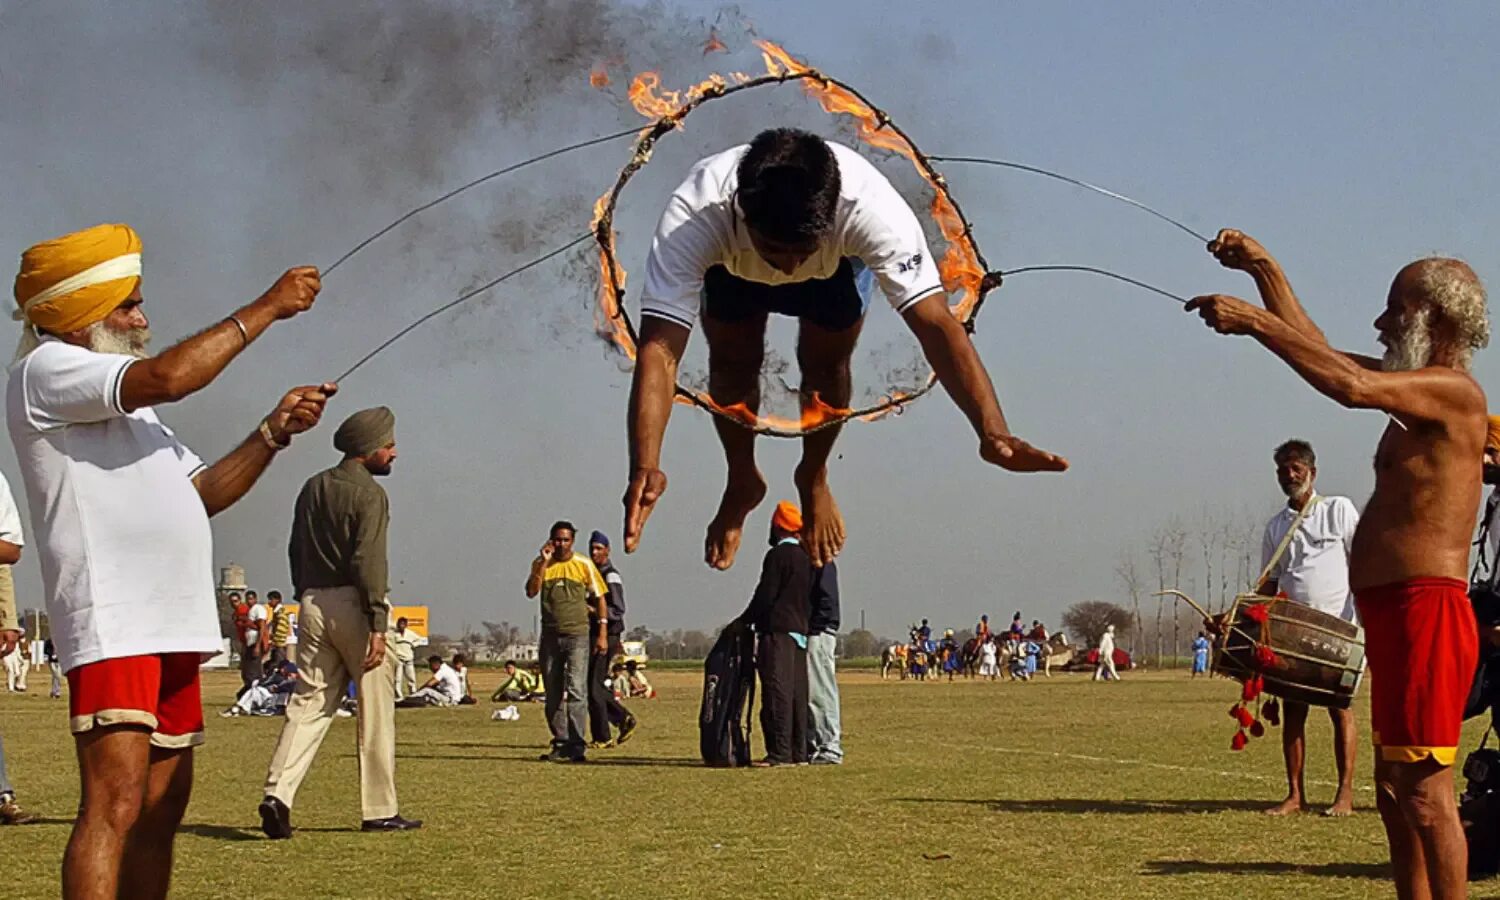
[623,317,691,551]
[902,295,1067,473]
[193,384,335,517]
[1186,295,1483,426]
[1207,229,1327,342]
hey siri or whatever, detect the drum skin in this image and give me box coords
[1215,595,1366,709]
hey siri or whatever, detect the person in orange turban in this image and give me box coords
[8,223,338,898]
[12,223,143,360]
[771,500,803,535]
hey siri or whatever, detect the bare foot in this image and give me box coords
[705,469,767,570]
[795,464,845,567]
[1264,796,1308,816]
[980,434,1069,473]
[1323,792,1355,818]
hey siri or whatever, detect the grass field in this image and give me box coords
[3,667,1496,899]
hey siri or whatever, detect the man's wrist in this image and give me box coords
[259,419,291,450]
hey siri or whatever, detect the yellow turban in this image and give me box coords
[1487,415,1500,452]
[14,223,142,343]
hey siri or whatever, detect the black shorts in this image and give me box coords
[702,258,876,332]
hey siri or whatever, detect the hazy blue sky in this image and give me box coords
[3,1,1497,640]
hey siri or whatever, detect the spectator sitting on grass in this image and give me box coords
[221,662,300,717]
[451,653,477,705]
[396,655,463,708]
[624,660,656,699]
[491,660,541,702]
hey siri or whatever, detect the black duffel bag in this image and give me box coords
[699,622,757,767]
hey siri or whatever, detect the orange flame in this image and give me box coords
[683,390,854,432]
[589,64,611,89]
[703,29,727,55]
[591,189,635,361]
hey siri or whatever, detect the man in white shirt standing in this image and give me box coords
[622,128,1066,573]
[6,223,334,899]
[391,616,419,701]
[0,470,37,825]
[1257,439,1361,818]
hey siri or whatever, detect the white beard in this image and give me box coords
[1381,308,1433,372]
[85,321,151,359]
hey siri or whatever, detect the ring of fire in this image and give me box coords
[591,41,999,438]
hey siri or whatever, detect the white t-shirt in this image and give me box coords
[1262,495,1360,622]
[0,472,25,547]
[640,141,944,330]
[431,663,463,703]
[6,338,218,672]
[392,627,418,663]
[245,602,268,646]
[980,642,997,665]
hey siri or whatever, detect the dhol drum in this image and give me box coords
[1214,592,1366,709]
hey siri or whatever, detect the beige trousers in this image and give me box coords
[262,586,398,820]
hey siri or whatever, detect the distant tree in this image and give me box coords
[1115,554,1144,656]
[1061,601,1134,647]
[841,628,884,658]
[481,621,521,654]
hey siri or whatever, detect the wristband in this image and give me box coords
[259,419,290,451]
[227,314,250,345]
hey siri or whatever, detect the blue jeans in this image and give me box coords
[540,631,589,755]
[0,733,12,796]
[806,632,843,763]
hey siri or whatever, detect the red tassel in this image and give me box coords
[1264,698,1281,726]
[1231,730,1248,751]
[1253,646,1280,670]
[1234,705,1255,728]
[1250,720,1265,738]
[1241,677,1263,702]
[1228,703,1243,720]
[1244,603,1270,625]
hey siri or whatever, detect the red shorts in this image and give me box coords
[67,653,205,749]
[1355,578,1477,766]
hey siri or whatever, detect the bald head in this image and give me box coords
[1380,256,1489,371]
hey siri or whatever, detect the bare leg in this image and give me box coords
[1376,758,1432,900]
[794,316,862,568]
[1385,758,1467,899]
[701,312,769,570]
[122,746,193,899]
[63,726,152,900]
[1266,700,1309,815]
[1324,706,1357,817]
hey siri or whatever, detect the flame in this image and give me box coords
[594,38,987,417]
[703,29,727,55]
[589,64,611,89]
[683,390,854,432]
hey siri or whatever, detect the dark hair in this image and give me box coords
[268,590,282,601]
[452,653,467,666]
[1274,439,1316,468]
[228,592,241,600]
[505,659,516,667]
[427,654,443,666]
[246,590,258,599]
[736,128,840,244]
[397,616,408,626]
[550,520,576,538]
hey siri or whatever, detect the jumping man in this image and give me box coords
[623,128,1066,569]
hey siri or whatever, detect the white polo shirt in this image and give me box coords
[640,141,944,330]
[6,338,219,672]
[432,663,463,703]
[0,472,24,547]
[245,602,269,647]
[1261,494,1360,622]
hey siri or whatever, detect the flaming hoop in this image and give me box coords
[591,41,996,438]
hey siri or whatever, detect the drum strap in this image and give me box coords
[1252,493,1319,591]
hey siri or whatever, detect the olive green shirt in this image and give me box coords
[288,458,391,633]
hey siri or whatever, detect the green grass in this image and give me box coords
[3,668,1497,899]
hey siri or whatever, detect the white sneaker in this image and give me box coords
[335,708,354,718]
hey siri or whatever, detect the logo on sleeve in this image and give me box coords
[896,251,924,274]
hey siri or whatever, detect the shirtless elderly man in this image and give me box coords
[1190,229,1487,899]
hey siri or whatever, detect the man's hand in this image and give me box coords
[622,467,668,553]
[1206,229,1273,273]
[538,541,555,564]
[1185,294,1265,336]
[979,435,1069,473]
[363,632,387,672]
[257,267,322,320]
[594,632,609,655]
[265,383,338,445]
[0,629,17,656]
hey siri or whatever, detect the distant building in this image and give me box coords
[500,642,539,663]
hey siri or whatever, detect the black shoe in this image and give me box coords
[258,796,292,840]
[541,748,587,763]
[616,716,639,745]
[361,814,423,832]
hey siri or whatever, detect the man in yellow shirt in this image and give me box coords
[524,521,608,762]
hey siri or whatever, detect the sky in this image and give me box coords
[2,1,1498,641]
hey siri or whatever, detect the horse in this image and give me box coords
[960,638,981,678]
[880,644,909,680]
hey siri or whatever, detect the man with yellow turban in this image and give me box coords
[6,223,335,898]
[734,500,812,765]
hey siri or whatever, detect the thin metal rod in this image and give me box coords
[332,232,591,383]
[322,127,641,278]
[929,155,1212,245]
[1000,265,1190,305]
[1154,590,1213,621]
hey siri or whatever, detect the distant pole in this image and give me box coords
[860,609,866,631]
